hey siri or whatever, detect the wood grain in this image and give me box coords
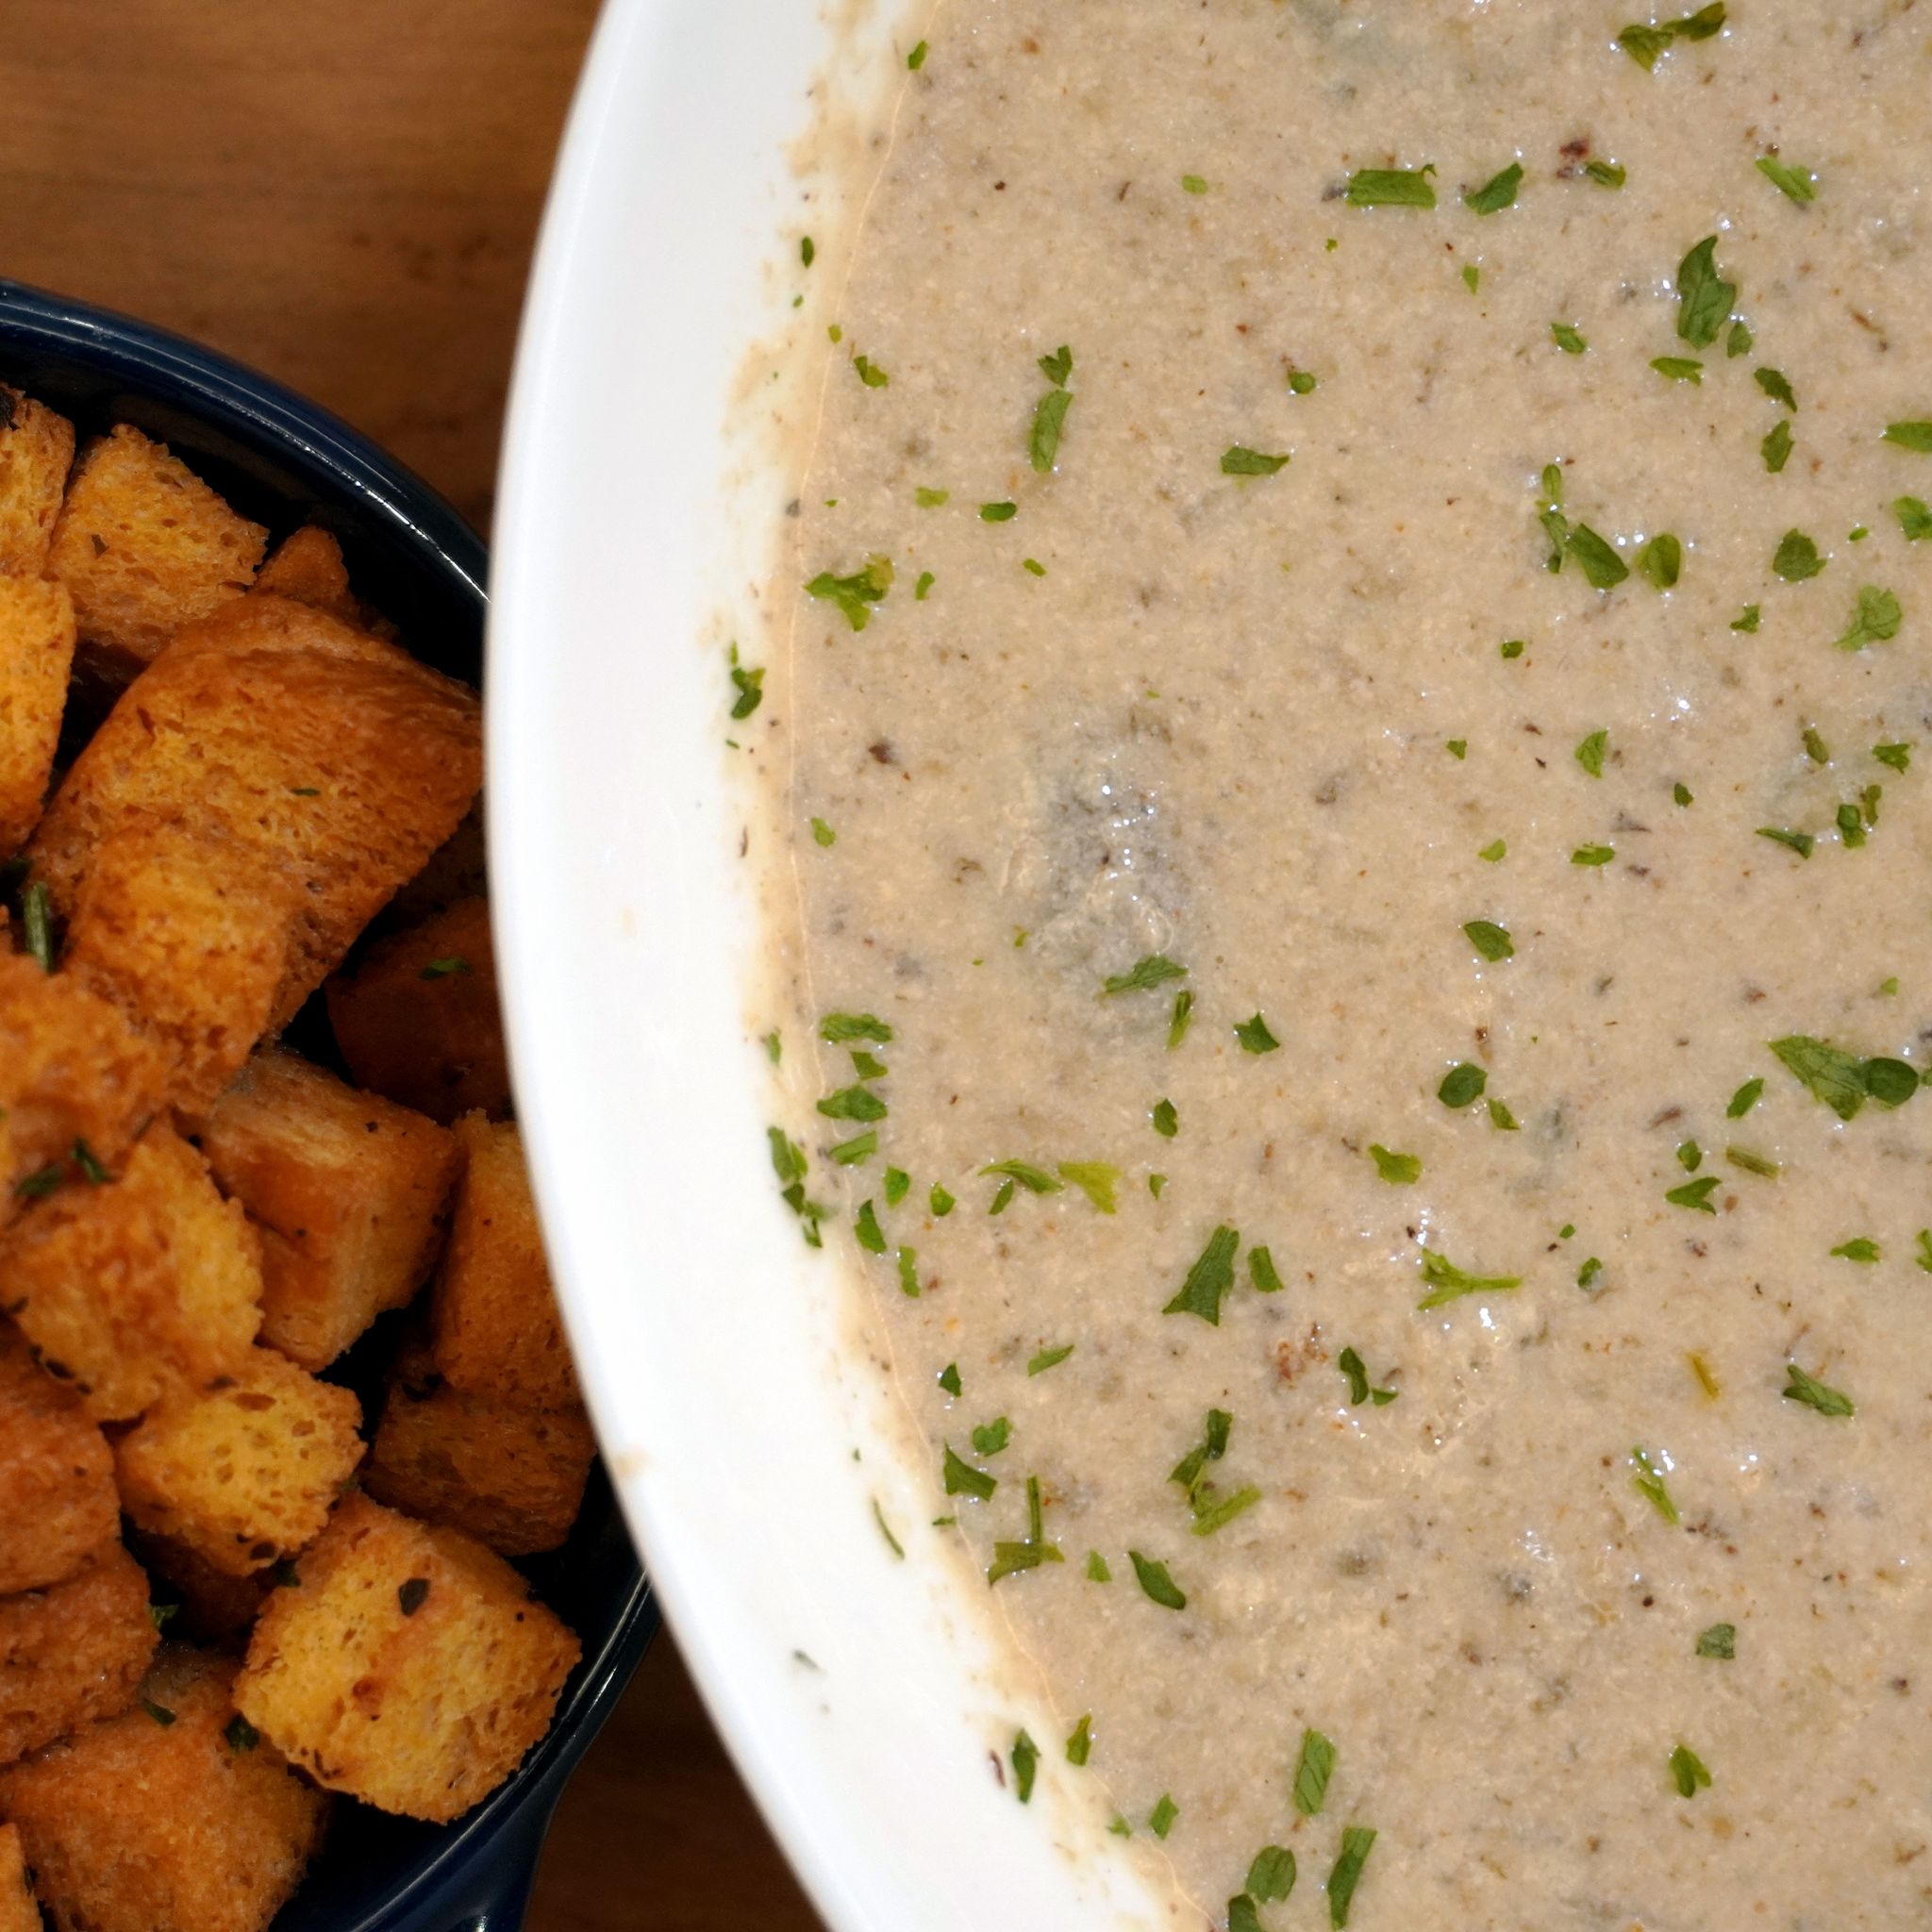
[0,4,824,1924]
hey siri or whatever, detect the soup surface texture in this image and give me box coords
[764,3,1932,1924]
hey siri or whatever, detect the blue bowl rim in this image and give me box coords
[0,277,657,1931]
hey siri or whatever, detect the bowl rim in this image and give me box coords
[0,275,657,1932]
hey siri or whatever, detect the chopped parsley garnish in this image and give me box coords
[1222,446,1291,476]
[1803,725,1831,765]
[979,500,1017,522]
[1369,1144,1420,1184]
[22,881,53,973]
[1894,497,1932,541]
[1833,585,1902,651]
[1550,321,1588,355]
[1086,1551,1111,1582]
[1248,1845,1297,1902]
[805,555,893,630]
[980,1158,1060,1196]
[1762,420,1794,473]
[1167,990,1195,1048]
[942,1445,996,1501]
[1650,357,1702,385]
[12,1163,62,1202]
[1065,1713,1092,1765]
[1756,155,1816,203]
[938,1362,962,1397]
[1010,1729,1037,1803]
[1755,367,1798,410]
[895,1246,920,1296]
[1464,162,1523,215]
[1338,1346,1397,1407]
[852,354,890,389]
[1462,919,1514,962]
[1446,739,1467,759]
[1757,826,1813,858]
[1664,1174,1720,1212]
[1884,422,1932,452]
[1248,1245,1285,1293]
[914,485,949,507]
[1030,388,1073,473]
[1630,1446,1680,1524]
[727,660,764,720]
[1416,1246,1522,1309]
[1488,1098,1520,1130]
[1674,233,1736,348]
[1773,528,1825,580]
[972,1418,1010,1457]
[986,1474,1063,1583]
[1695,1623,1736,1659]
[1874,741,1912,772]
[140,1699,178,1727]
[1293,1727,1336,1816]
[818,1084,888,1122]
[1102,953,1188,996]
[224,1714,260,1751]
[914,571,935,600]
[810,816,837,846]
[72,1140,108,1185]
[1027,1343,1074,1375]
[1478,838,1507,860]
[1058,1161,1121,1212]
[1676,1140,1703,1172]
[1575,728,1608,776]
[1180,174,1208,195]
[1831,1236,1880,1263]
[828,1129,877,1167]
[1918,1231,1932,1274]
[1460,264,1480,292]
[854,1201,888,1253]
[1674,781,1694,804]
[883,1166,909,1205]
[930,1183,956,1216]
[1769,1034,1918,1120]
[1669,1744,1713,1799]
[1165,1225,1241,1324]
[1577,1256,1604,1289]
[1573,844,1615,867]
[1326,1825,1378,1928]
[800,235,816,267]
[1567,524,1629,590]
[1039,344,1073,386]
[1439,1062,1488,1108]
[1129,1550,1187,1610]
[1783,1362,1855,1416]
[1727,320,1754,357]
[1345,165,1437,208]
[1586,159,1627,188]
[1288,369,1318,394]
[1152,1098,1179,1138]
[1234,1013,1281,1053]
[1730,604,1760,633]
[1725,1145,1779,1178]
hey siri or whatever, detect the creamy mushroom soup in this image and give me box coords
[751,4,1932,1924]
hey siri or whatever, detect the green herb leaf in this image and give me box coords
[1630,1445,1680,1524]
[1464,162,1523,215]
[1770,1035,1870,1120]
[1038,344,1073,387]
[1833,585,1902,651]
[1577,1256,1604,1289]
[1292,1727,1337,1816]
[1326,1825,1378,1928]
[1102,953,1188,996]
[1247,1844,1297,1902]
[1784,1362,1855,1416]
[1165,1224,1240,1324]
[979,500,1017,522]
[1149,1793,1179,1837]
[1756,826,1813,858]
[1479,838,1507,859]
[1730,604,1760,633]
[1675,234,1736,348]
[907,38,928,69]
[1027,1342,1074,1375]
[1369,1144,1420,1184]
[1345,166,1437,208]
[1762,420,1794,473]
[1727,319,1754,358]
[1756,156,1816,203]
[224,1713,260,1751]
[1774,528,1825,580]
[1235,1013,1281,1053]
[852,354,890,389]
[1463,919,1514,961]
[1030,388,1073,473]
[1567,524,1630,590]
[1064,1713,1093,1766]
[1695,1623,1736,1659]
[1669,1743,1713,1798]
[1058,1161,1122,1213]
[1665,1174,1720,1212]
[854,1201,888,1253]
[1863,1058,1920,1106]
[1725,1145,1776,1180]
[980,1158,1062,1194]
[1831,1236,1881,1263]
[1550,321,1588,355]
[1650,356,1703,385]
[1129,1550,1187,1609]
[1416,1247,1522,1309]
[805,556,893,630]
[1167,989,1195,1048]
[21,881,53,974]
[1755,367,1798,410]
[1874,741,1913,771]
[1151,1098,1179,1139]
[1572,843,1616,867]
[140,1699,178,1727]
[818,1084,888,1122]
[1222,446,1291,476]
[1638,532,1682,586]
[1180,174,1208,195]
[943,1445,996,1500]
[1248,1245,1285,1294]
[827,1129,877,1167]
[1884,422,1932,453]
[1010,1729,1038,1802]
[1439,1062,1488,1108]
[727,662,764,720]
[1586,159,1627,188]
[1725,1077,1764,1118]
[914,571,934,601]
[810,816,837,846]
[1893,497,1932,541]
[938,1362,961,1397]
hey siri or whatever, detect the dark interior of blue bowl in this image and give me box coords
[0,280,655,1932]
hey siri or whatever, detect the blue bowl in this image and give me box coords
[0,280,657,1932]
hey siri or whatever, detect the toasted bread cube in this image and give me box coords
[0,1324,117,1595]
[0,1544,157,1766]
[250,525,358,625]
[0,1822,35,1932]
[125,1528,272,1645]
[365,1346,593,1557]
[187,1050,458,1369]
[236,1492,577,1821]
[326,896,509,1123]
[45,425,266,673]
[0,575,75,859]
[429,1118,577,1409]
[0,1127,260,1421]
[0,1646,327,1932]
[114,1349,363,1578]
[27,595,482,1108]
[382,802,487,929]
[0,388,75,578]
[0,953,168,1232]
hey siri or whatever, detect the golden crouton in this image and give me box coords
[27,595,483,1108]
[429,1117,577,1409]
[45,425,266,673]
[0,1323,117,1595]
[0,1822,35,1932]
[382,802,488,929]
[0,1126,260,1422]
[125,1529,270,1646]
[114,1349,363,1578]
[326,896,509,1124]
[0,575,75,859]
[0,952,168,1227]
[250,525,359,625]
[365,1346,594,1557]
[235,1491,578,1822]
[187,1049,458,1369]
[0,1646,328,1932]
[0,1544,157,1766]
[0,387,75,577]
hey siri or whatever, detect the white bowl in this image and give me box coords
[489,6,1170,1927]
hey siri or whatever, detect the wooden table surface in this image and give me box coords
[0,5,824,1926]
